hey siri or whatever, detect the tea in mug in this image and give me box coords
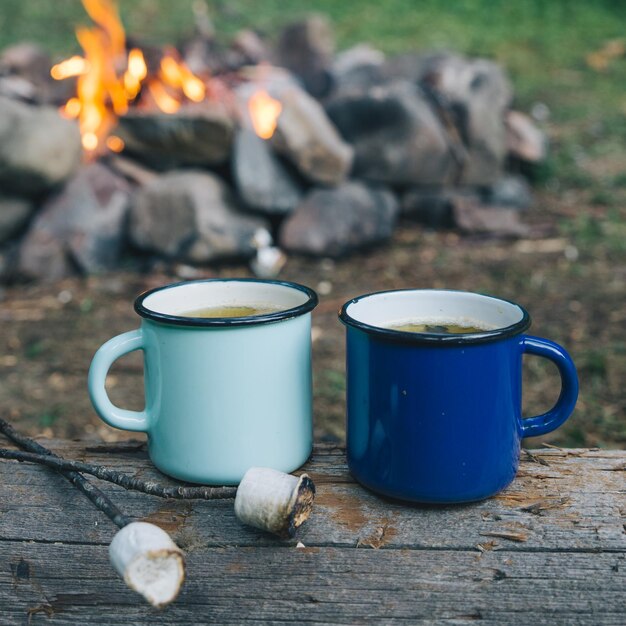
[385,319,495,334]
[181,304,283,318]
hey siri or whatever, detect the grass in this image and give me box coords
[2,1,625,99]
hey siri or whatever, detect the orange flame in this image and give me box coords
[105,135,125,152]
[82,0,125,57]
[148,79,181,114]
[123,48,147,99]
[51,0,208,155]
[248,90,282,139]
[159,50,206,103]
[60,97,82,119]
[50,55,90,80]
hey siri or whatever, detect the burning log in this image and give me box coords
[116,105,235,169]
[0,417,185,607]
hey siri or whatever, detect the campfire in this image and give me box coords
[51,0,235,154]
[0,1,547,283]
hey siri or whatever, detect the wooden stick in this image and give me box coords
[0,417,185,606]
[0,419,316,539]
[0,417,131,528]
[0,448,237,500]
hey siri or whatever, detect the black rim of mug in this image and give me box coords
[134,278,319,327]
[338,289,532,345]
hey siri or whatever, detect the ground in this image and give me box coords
[0,0,624,447]
[1,184,625,447]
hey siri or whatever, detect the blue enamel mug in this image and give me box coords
[339,289,579,503]
[89,279,318,484]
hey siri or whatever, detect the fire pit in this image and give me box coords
[0,0,547,283]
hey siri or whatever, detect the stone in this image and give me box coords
[17,226,67,282]
[0,43,51,86]
[451,194,529,238]
[231,30,270,65]
[238,65,301,95]
[235,65,300,119]
[235,65,299,138]
[330,44,386,95]
[271,85,353,186]
[420,55,512,186]
[0,96,82,196]
[0,196,34,243]
[333,44,386,77]
[326,81,456,186]
[487,175,533,210]
[505,110,548,163]
[130,170,267,263]
[107,155,158,187]
[401,188,456,228]
[232,129,302,215]
[383,51,453,85]
[0,43,56,103]
[403,188,529,236]
[329,51,454,100]
[0,75,38,101]
[328,53,516,186]
[116,103,235,170]
[18,163,131,281]
[280,182,399,257]
[183,38,220,76]
[186,28,270,75]
[0,242,19,283]
[275,15,335,97]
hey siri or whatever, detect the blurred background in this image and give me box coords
[0,0,624,448]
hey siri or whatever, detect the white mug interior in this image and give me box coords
[345,290,525,331]
[141,280,310,317]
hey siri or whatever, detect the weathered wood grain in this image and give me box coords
[0,441,624,624]
[2,544,625,625]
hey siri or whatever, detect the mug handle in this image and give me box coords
[88,329,150,432]
[520,335,579,438]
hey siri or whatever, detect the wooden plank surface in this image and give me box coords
[0,441,624,625]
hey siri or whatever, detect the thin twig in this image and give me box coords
[523,449,550,467]
[0,447,237,500]
[0,417,131,528]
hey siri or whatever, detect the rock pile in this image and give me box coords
[0,15,546,282]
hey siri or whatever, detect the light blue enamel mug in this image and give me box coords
[88,279,318,484]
